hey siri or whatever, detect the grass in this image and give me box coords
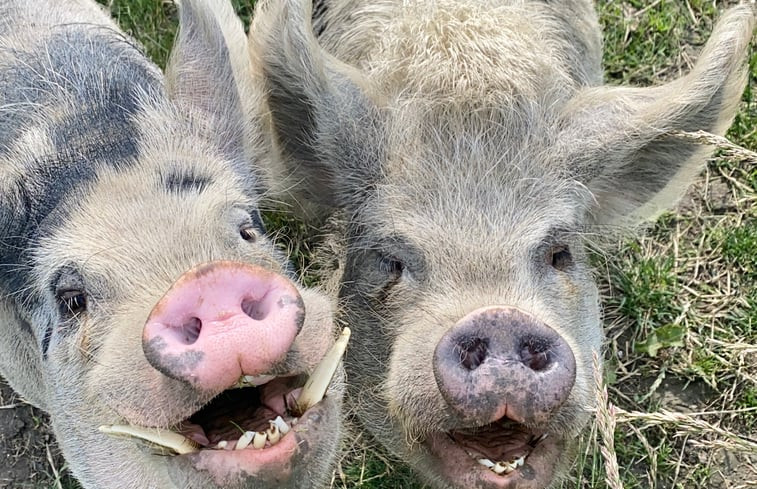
[591,2,757,486]
[31,1,757,488]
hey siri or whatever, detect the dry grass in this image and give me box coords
[588,126,757,488]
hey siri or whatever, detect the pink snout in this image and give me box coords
[142,261,304,391]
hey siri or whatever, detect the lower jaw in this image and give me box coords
[171,395,339,488]
[423,431,561,489]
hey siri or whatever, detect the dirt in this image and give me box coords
[0,377,70,489]
[708,450,757,488]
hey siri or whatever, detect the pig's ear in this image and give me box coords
[0,301,47,410]
[558,6,754,228]
[166,0,265,177]
[249,0,383,214]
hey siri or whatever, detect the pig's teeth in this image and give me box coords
[487,457,525,475]
[295,327,351,414]
[490,461,516,474]
[252,431,267,449]
[273,415,291,435]
[221,418,293,451]
[477,458,495,468]
[266,422,281,444]
[98,425,199,455]
[235,431,254,450]
[235,374,276,388]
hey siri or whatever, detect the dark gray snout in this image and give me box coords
[433,306,576,426]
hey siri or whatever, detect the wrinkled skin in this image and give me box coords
[0,0,342,487]
[251,0,754,488]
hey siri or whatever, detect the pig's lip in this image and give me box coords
[425,419,560,488]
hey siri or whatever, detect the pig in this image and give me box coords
[0,0,345,488]
[250,0,755,488]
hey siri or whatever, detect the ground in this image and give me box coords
[0,381,72,489]
[0,1,754,488]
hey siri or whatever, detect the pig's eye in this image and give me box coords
[56,289,87,316]
[240,210,266,242]
[549,245,573,271]
[240,225,258,243]
[53,267,87,318]
[378,255,405,279]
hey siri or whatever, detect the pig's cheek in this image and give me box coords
[385,322,446,415]
[85,339,165,420]
[290,288,334,368]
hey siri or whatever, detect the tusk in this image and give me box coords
[294,327,351,414]
[99,425,200,454]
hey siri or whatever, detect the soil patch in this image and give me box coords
[0,377,68,489]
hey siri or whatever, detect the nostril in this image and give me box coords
[456,337,489,371]
[242,296,270,321]
[519,338,553,372]
[178,317,202,345]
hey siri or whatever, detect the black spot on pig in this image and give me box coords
[161,169,213,194]
[0,27,161,305]
[312,0,328,37]
[143,336,204,384]
[41,324,53,359]
[519,463,536,480]
[0,27,156,157]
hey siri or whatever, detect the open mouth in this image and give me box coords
[100,328,350,457]
[449,419,548,476]
[427,413,558,487]
[177,374,304,451]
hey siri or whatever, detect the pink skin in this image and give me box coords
[142,262,304,391]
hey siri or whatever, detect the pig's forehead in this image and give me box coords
[32,163,258,276]
[368,113,592,235]
[369,175,588,246]
[380,103,579,178]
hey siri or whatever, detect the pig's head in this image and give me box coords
[252,1,754,488]
[0,0,343,487]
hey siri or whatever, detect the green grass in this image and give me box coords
[97,0,255,69]
[333,443,426,489]
[594,2,757,487]
[601,0,720,85]
[44,1,757,488]
[716,221,757,277]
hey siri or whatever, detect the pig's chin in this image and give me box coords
[424,416,562,489]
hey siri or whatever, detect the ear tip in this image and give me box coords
[254,0,315,32]
[688,5,755,83]
[713,4,756,39]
